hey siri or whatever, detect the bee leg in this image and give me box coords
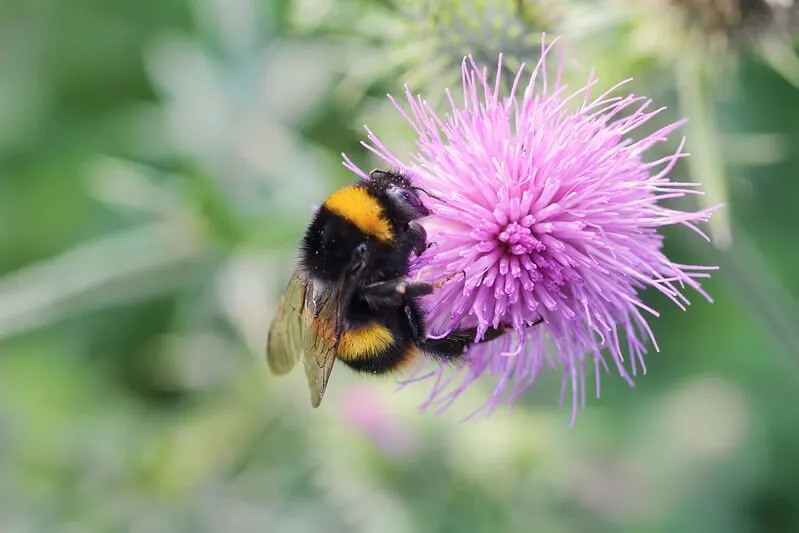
[421,318,544,362]
[403,301,427,345]
[458,316,544,343]
[403,282,435,297]
[395,273,463,298]
[419,331,475,362]
[362,279,435,304]
[407,220,428,257]
[454,325,508,344]
[362,280,407,308]
[420,327,504,362]
[362,272,465,309]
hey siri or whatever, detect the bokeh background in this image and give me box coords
[2,0,799,531]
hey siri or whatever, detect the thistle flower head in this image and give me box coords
[344,38,718,423]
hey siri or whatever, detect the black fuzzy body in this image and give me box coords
[297,171,508,375]
[300,204,415,286]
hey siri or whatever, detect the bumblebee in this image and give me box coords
[266,169,511,407]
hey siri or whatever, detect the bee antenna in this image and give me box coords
[412,185,441,201]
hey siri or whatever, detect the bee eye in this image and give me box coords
[400,189,421,208]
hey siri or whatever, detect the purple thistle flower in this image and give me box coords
[343,37,719,423]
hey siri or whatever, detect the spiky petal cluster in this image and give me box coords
[343,38,717,423]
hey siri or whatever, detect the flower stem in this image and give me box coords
[676,58,732,248]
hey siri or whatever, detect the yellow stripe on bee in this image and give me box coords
[323,186,394,242]
[309,316,394,361]
[337,323,395,361]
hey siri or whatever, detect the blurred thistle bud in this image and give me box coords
[568,0,798,80]
[405,0,563,83]
[322,0,564,99]
[672,0,798,43]
[565,0,798,249]
[663,0,783,47]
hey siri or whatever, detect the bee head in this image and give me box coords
[367,169,430,223]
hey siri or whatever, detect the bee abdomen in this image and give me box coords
[337,325,420,375]
[335,322,395,361]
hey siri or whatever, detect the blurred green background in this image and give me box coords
[1,0,798,531]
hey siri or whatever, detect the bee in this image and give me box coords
[266,169,513,407]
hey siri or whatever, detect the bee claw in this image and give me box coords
[431,270,466,289]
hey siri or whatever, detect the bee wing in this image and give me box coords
[267,266,353,407]
[266,269,308,375]
[301,281,346,408]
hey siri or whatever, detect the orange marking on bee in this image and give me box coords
[323,186,394,242]
[309,315,394,361]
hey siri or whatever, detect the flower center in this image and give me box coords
[497,221,545,255]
